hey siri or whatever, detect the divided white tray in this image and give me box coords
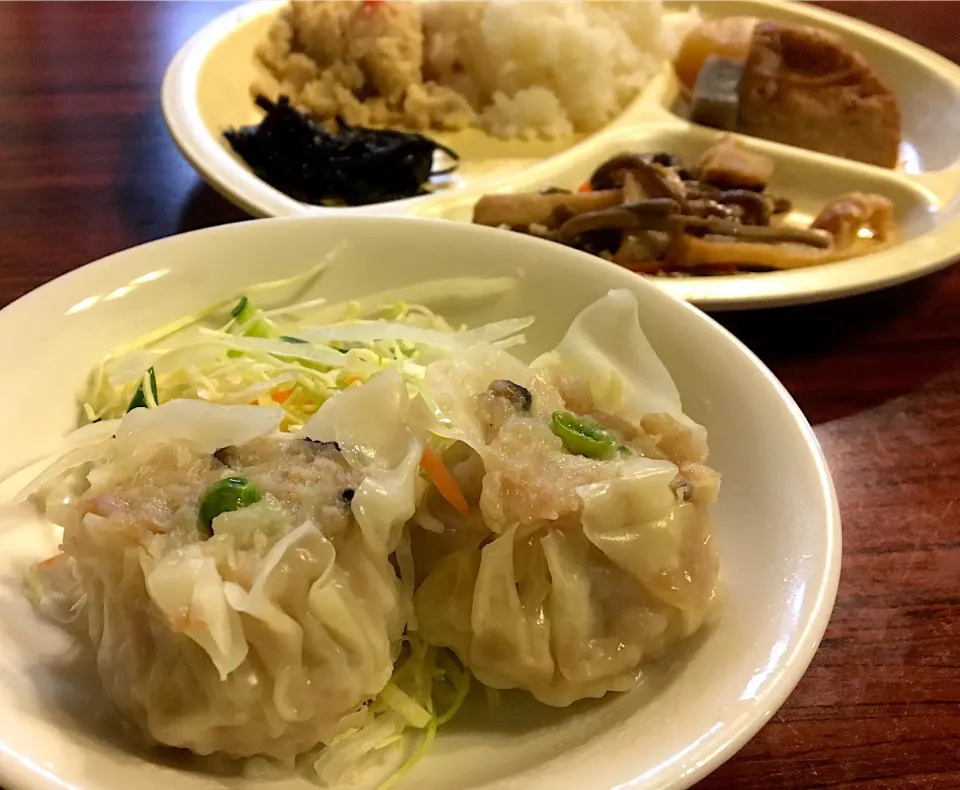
[162,0,960,309]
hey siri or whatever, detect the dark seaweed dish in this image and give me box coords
[224,95,460,207]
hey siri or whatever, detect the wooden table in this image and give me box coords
[0,2,958,788]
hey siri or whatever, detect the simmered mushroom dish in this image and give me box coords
[473,136,898,276]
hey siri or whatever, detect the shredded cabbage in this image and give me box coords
[314,634,471,790]
[80,269,526,433]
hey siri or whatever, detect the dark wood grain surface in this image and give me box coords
[0,2,958,788]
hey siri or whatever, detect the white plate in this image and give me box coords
[162,0,960,310]
[0,217,839,790]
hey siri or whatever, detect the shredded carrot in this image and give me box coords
[577,181,592,193]
[344,376,363,387]
[420,447,469,516]
[36,552,68,570]
[271,387,294,404]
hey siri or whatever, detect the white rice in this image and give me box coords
[422,0,698,138]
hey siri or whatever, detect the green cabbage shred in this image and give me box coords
[79,262,523,434]
[367,635,471,790]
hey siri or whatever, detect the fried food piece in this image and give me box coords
[737,21,901,168]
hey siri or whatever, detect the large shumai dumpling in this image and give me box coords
[27,369,423,761]
[412,290,720,706]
